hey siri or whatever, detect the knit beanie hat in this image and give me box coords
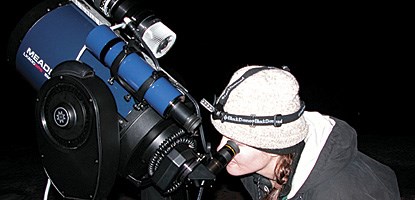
[209,65,308,152]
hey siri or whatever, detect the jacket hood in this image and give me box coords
[289,112,358,198]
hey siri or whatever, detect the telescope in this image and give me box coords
[8,0,239,199]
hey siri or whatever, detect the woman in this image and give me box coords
[205,65,400,199]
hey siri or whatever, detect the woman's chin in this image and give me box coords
[226,164,245,176]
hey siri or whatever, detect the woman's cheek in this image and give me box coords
[225,147,270,176]
[225,150,250,176]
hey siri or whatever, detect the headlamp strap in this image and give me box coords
[216,101,305,127]
[200,65,305,127]
[216,66,275,108]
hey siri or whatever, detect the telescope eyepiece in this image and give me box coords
[207,140,239,175]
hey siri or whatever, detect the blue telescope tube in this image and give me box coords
[14,3,134,117]
[85,25,182,116]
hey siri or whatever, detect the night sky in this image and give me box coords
[5,0,414,199]
[9,1,413,136]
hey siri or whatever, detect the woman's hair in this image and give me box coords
[264,153,294,200]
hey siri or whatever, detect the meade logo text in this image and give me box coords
[23,47,52,80]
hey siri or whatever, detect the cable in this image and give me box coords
[43,178,51,200]
[196,180,205,200]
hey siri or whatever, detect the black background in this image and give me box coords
[4,0,414,199]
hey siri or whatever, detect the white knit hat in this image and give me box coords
[210,65,308,151]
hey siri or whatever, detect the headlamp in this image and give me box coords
[201,66,306,127]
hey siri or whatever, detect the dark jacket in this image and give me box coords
[241,116,401,200]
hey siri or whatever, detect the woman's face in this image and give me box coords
[217,136,277,178]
